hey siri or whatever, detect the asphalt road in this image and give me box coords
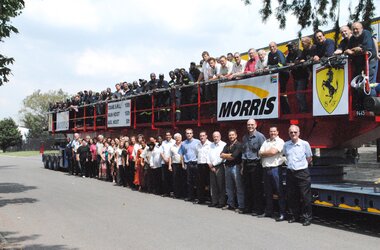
[0,155,379,250]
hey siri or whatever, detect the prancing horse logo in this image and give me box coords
[316,67,345,114]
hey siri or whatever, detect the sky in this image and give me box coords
[1,0,379,124]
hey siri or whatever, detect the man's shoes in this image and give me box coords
[257,213,272,218]
[275,215,286,222]
[208,203,217,208]
[184,198,194,202]
[235,208,244,214]
[216,204,225,208]
[302,220,311,226]
[288,217,298,223]
[222,205,234,210]
[193,200,204,205]
[251,211,264,216]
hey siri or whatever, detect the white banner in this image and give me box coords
[56,111,69,131]
[48,114,53,132]
[107,100,131,127]
[217,74,279,121]
[312,60,348,116]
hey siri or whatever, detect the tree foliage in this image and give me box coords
[243,0,375,34]
[19,89,69,139]
[0,118,22,152]
[0,0,25,86]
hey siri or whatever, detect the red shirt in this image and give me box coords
[244,56,259,73]
[127,145,134,161]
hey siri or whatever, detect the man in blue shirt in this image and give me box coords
[283,125,313,226]
[241,119,266,215]
[179,128,200,202]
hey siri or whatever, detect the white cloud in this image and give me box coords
[25,0,100,31]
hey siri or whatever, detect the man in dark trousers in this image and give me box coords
[77,139,91,178]
[241,119,266,215]
[283,125,313,226]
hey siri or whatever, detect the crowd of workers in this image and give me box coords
[49,22,380,116]
[65,120,313,226]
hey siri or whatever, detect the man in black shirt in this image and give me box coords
[287,42,309,113]
[77,139,91,178]
[189,62,201,82]
[220,129,244,212]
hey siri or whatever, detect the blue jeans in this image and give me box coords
[225,165,245,209]
[263,167,286,215]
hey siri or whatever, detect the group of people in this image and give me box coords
[49,21,379,118]
[65,119,313,226]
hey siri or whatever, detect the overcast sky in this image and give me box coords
[2,0,379,123]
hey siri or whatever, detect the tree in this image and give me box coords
[0,118,22,152]
[242,0,375,35]
[19,89,69,139]
[0,0,25,86]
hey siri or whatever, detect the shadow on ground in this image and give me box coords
[312,206,380,238]
[0,231,77,250]
[0,197,38,208]
[0,183,37,194]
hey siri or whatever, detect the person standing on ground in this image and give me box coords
[283,125,313,226]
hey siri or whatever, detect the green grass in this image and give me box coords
[0,150,59,157]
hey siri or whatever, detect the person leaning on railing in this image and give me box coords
[345,22,378,91]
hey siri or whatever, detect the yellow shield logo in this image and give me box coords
[316,67,345,114]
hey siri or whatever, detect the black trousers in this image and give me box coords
[196,163,209,203]
[172,163,187,198]
[210,164,226,206]
[162,164,173,195]
[127,161,136,188]
[243,162,265,214]
[148,168,162,195]
[286,168,312,221]
[119,165,128,187]
[186,162,198,200]
[79,160,88,177]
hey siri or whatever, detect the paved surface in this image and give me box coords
[0,155,380,250]
[344,146,380,182]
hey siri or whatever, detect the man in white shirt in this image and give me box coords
[259,127,286,221]
[148,137,163,195]
[207,131,227,208]
[160,131,175,197]
[168,133,186,198]
[217,55,234,79]
[195,131,211,204]
[229,52,247,79]
[283,125,313,226]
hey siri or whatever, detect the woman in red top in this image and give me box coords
[134,139,146,191]
[126,140,135,188]
[89,138,97,178]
